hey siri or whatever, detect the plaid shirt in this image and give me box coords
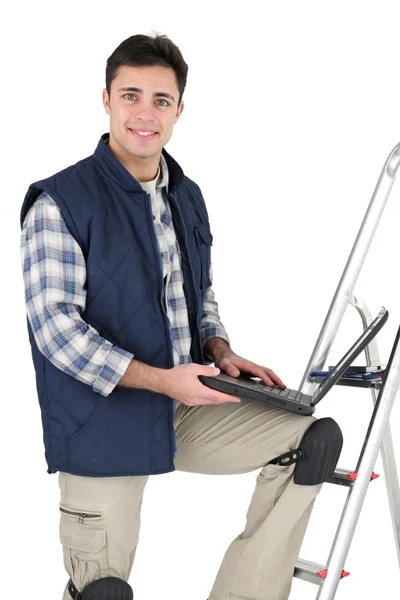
[20,154,230,398]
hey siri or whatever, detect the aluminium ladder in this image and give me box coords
[292,141,400,599]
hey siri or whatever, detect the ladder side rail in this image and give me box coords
[315,327,400,600]
[317,300,400,584]
[320,299,383,572]
[343,297,400,565]
[353,297,400,566]
[299,142,400,396]
[374,399,400,567]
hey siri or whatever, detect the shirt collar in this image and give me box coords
[157,153,169,192]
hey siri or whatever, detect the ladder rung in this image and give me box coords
[328,468,356,487]
[294,558,350,585]
[294,558,325,585]
[328,468,380,487]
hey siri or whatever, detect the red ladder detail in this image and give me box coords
[317,568,350,579]
[347,471,379,481]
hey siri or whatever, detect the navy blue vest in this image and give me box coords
[20,133,214,477]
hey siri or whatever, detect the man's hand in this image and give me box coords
[205,338,286,389]
[161,364,241,406]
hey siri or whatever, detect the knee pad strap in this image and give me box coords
[268,417,343,485]
[68,577,133,600]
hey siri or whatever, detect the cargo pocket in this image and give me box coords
[193,220,213,290]
[59,510,108,589]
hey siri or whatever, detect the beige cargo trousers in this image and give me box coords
[59,397,321,600]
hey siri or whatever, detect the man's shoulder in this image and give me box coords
[22,154,97,231]
[32,190,57,206]
[32,155,94,194]
[22,191,59,228]
[180,174,204,198]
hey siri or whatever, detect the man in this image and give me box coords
[20,33,322,600]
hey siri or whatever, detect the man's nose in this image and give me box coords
[135,102,156,121]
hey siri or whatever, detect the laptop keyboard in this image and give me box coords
[251,381,304,403]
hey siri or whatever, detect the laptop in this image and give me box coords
[199,307,388,415]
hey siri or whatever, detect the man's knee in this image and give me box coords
[67,577,133,599]
[269,417,343,485]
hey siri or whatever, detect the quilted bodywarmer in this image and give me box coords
[20,133,214,476]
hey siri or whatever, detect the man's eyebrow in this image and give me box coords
[117,86,176,102]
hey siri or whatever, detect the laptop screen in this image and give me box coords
[311,307,389,406]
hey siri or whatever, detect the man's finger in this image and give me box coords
[199,365,220,376]
[211,390,241,404]
[258,372,275,386]
[226,364,240,377]
[249,366,279,388]
[264,368,286,389]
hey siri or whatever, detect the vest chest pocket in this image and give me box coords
[193,221,213,291]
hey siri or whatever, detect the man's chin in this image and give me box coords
[125,137,162,156]
[127,147,161,160]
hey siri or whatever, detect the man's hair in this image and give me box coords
[105,33,189,106]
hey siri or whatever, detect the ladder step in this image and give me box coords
[294,558,350,585]
[328,468,380,487]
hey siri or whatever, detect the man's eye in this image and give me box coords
[122,94,169,106]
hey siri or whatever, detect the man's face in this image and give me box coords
[103,64,184,162]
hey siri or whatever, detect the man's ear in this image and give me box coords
[102,89,111,116]
[175,100,184,124]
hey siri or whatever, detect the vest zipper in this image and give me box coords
[144,191,176,463]
[167,192,202,362]
[59,507,102,524]
[144,191,173,361]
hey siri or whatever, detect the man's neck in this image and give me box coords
[107,135,161,182]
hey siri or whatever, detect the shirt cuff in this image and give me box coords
[92,346,134,397]
[201,327,231,364]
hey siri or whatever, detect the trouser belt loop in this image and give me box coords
[68,579,81,600]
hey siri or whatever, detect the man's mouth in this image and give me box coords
[128,128,158,140]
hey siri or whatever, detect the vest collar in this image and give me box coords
[93,132,184,194]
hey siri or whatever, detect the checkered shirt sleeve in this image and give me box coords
[200,264,231,363]
[20,192,133,397]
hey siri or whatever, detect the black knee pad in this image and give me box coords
[269,417,343,486]
[68,577,133,600]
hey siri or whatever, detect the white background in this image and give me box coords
[2,1,400,599]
